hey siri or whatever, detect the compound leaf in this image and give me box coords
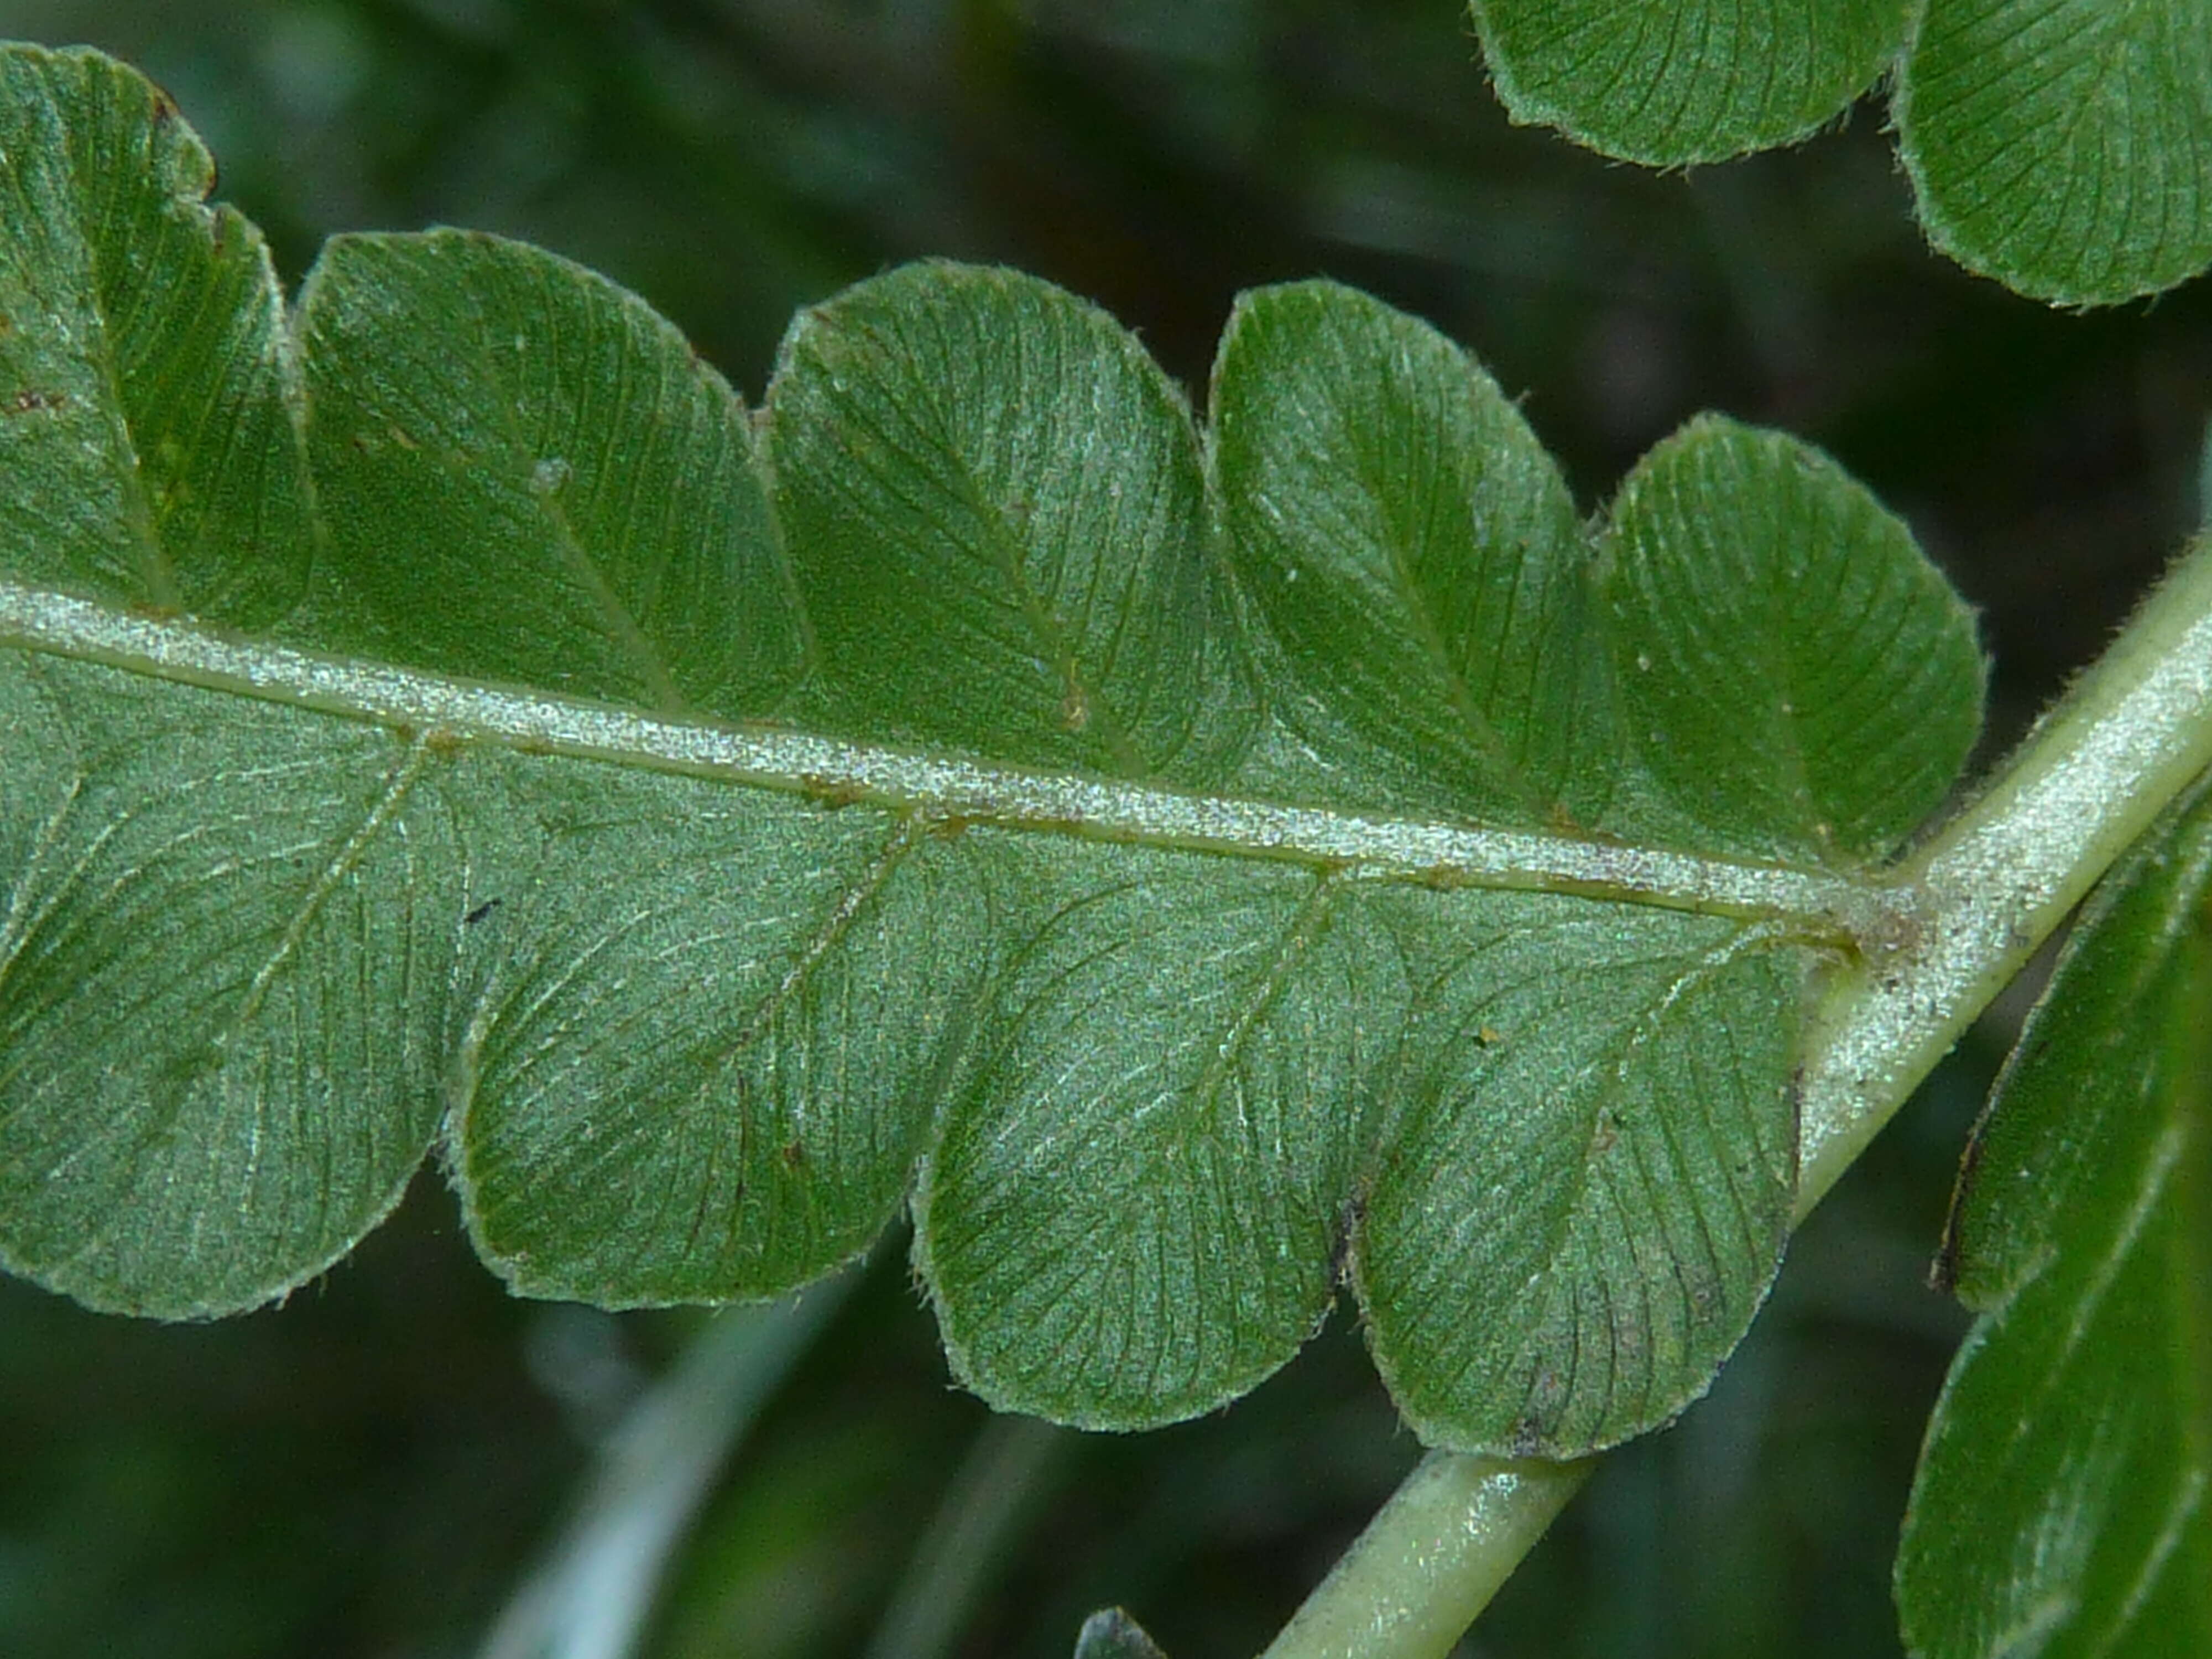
[0,43,1986,1455]
[1896,774,2212,1657]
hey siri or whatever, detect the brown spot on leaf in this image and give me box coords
[4,389,67,415]
[802,775,872,810]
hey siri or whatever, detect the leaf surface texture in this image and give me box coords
[1896,0,2212,304]
[1468,0,1912,164]
[0,44,1985,1455]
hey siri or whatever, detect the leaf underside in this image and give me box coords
[0,43,1984,1457]
[1468,0,2212,305]
[1896,775,2212,1658]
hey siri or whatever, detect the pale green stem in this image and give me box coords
[478,1274,853,1659]
[1261,533,2212,1659]
[1798,530,2212,1209]
[1258,1452,1592,1659]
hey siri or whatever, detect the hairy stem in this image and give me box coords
[1262,531,2212,1659]
[1798,531,2212,1206]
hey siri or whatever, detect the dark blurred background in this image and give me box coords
[0,2,2204,1655]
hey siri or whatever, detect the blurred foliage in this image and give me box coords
[0,0,2204,1654]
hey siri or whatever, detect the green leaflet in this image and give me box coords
[1354,890,1803,1454]
[1896,0,2212,306]
[1212,285,1983,870]
[0,44,310,624]
[1467,0,2212,305]
[1895,775,2212,1658]
[0,657,457,1318]
[1600,418,1986,867]
[298,231,802,717]
[916,843,1389,1428]
[447,775,979,1307]
[769,262,1255,782]
[1209,280,1609,830]
[1468,0,1912,165]
[0,44,1985,1455]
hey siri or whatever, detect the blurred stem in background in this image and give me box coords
[2199,418,2212,529]
[481,1275,856,1659]
[863,1416,1068,1659]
